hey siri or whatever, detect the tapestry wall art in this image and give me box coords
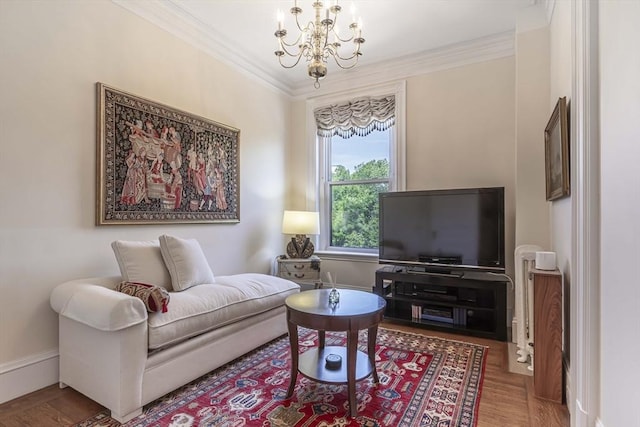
[96,83,240,225]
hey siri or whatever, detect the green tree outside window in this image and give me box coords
[330,159,389,249]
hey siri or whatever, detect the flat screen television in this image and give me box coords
[378,187,505,273]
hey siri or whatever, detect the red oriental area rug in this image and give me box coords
[76,327,487,427]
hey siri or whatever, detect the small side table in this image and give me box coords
[276,255,322,289]
[285,289,386,417]
[532,268,563,403]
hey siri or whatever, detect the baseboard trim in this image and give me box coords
[565,365,572,414]
[0,350,59,404]
[574,399,589,426]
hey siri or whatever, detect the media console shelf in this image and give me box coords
[374,265,507,341]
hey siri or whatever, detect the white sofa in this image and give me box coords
[49,236,300,423]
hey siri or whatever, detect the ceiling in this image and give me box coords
[115,0,543,97]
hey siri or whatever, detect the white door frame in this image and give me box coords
[570,1,600,426]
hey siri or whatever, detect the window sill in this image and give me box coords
[314,250,379,263]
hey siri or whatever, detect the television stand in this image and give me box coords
[374,265,507,341]
[405,268,464,278]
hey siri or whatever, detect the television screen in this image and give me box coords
[378,187,505,272]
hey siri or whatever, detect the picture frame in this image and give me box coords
[96,83,240,225]
[544,96,570,201]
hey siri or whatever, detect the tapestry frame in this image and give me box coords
[96,83,240,225]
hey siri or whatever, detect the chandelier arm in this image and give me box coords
[278,51,306,69]
[293,9,309,33]
[276,37,299,55]
[330,53,360,70]
[327,9,343,36]
[280,36,314,57]
[327,2,345,32]
[281,42,311,60]
[278,15,312,48]
[332,32,355,43]
[331,23,357,43]
[329,6,359,43]
[331,47,362,62]
[280,37,305,49]
[276,37,308,63]
[323,43,336,57]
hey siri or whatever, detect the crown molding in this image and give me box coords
[113,0,515,100]
[291,31,515,99]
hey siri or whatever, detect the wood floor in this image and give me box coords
[0,323,569,427]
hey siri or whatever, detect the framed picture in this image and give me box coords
[544,96,570,201]
[96,83,239,225]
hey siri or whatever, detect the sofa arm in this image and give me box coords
[51,279,147,331]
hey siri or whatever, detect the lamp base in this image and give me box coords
[286,235,315,259]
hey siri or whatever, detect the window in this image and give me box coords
[323,130,391,252]
[310,83,406,255]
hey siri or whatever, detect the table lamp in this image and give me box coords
[282,210,320,258]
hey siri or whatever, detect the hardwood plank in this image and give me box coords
[0,385,67,417]
[1,403,76,427]
[526,375,570,427]
[48,389,105,423]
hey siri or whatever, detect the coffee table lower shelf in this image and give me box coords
[298,346,373,384]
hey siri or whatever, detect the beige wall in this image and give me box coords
[287,99,310,211]
[515,27,550,250]
[295,57,518,289]
[406,58,516,274]
[549,0,573,279]
[0,0,289,383]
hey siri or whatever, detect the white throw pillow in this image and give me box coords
[159,235,215,291]
[111,240,173,290]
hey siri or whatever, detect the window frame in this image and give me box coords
[320,131,393,254]
[305,81,406,257]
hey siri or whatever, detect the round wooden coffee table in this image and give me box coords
[285,289,386,417]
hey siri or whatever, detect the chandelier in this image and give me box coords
[274,1,365,88]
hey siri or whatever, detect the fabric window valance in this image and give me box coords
[314,95,395,138]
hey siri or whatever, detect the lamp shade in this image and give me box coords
[282,210,320,235]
